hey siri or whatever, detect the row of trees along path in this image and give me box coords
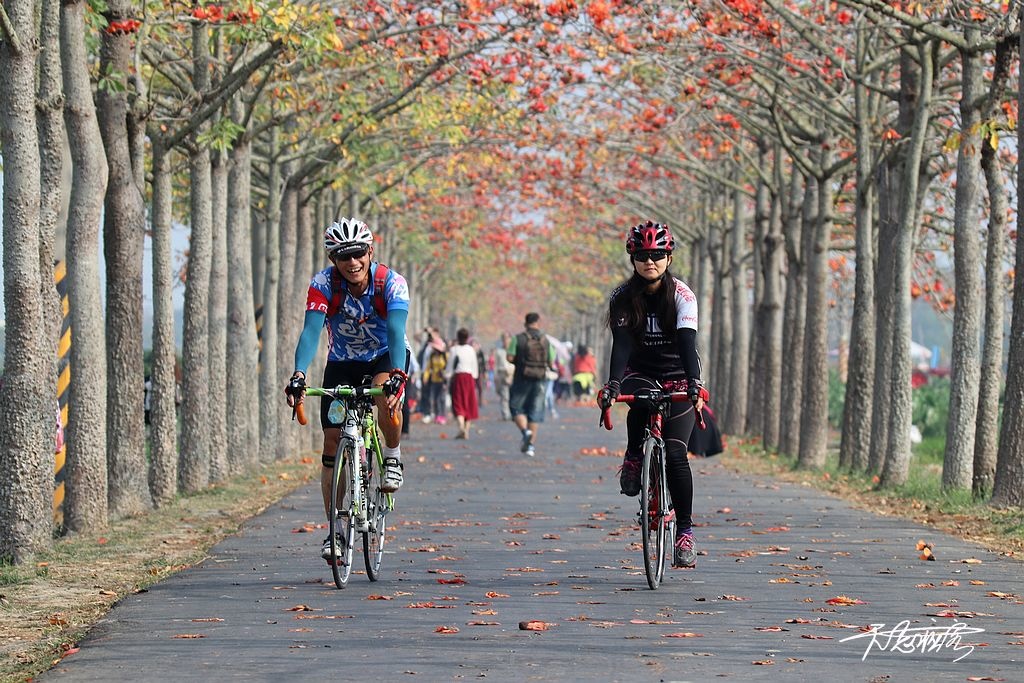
[1,1,1023,565]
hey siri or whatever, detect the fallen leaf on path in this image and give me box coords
[801,634,834,640]
[752,659,775,665]
[407,602,454,609]
[718,595,751,601]
[662,632,703,638]
[630,619,680,625]
[172,634,206,639]
[434,626,459,633]
[825,596,867,606]
[437,577,466,585]
[467,621,500,626]
[365,595,392,601]
[191,618,224,623]
[755,626,788,632]
[485,592,510,598]
[960,558,983,564]
[519,620,552,631]
[284,605,320,611]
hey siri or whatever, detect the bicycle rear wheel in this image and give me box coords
[329,440,357,589]
[640,437,669,590]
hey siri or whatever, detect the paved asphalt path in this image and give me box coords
[45,401,1024,682]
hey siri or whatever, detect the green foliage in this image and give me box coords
[196,118,247,153]
[913,435,945,465]
[912,378,950,439]
[828,368,845,428]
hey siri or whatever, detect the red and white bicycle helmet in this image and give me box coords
[323,218,373,256]
[625,220,675,254]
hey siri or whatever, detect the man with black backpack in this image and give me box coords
[507,312,556,457]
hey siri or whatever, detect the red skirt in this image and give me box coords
[450,373,479,420]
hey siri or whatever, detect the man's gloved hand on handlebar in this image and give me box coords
[285,371,306,408]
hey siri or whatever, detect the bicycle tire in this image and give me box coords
[329,439,356,589]
[640,436,668,590]
[363,487,389,580]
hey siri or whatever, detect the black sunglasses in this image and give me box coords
[633,250,669,263]
[332,244,369,261]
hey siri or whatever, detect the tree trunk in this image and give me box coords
[259,133,282,463]
[990,19,1024,509]
[941,34,985,491]
[98,0,151,517]
[881,42,934,488]
[840,61,878,472]
[276,178,299,458]
[869,159,898,474]
[747,145,771,438]
[208,149,230,483]
[726,185,750,435]
[709,218,732,399]
[179,22,213,492]
[60,0,110,532]
[226,131,260,476]
[797,156,833,470]
[779,172,808,458]
[147,144,178,505]
[760,150,785,451]
[0,0,52,562]
[973,37,1013,499]
[37,0,65,401]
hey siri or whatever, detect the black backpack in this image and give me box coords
[517,331,549,381]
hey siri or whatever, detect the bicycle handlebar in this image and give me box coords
[600,391,704,431]
[292,384,388,427]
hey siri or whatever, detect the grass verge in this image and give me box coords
[0,458,316,683]
[720,438,1024,557]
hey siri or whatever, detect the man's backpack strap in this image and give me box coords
[326,264,389,321]
[372,263,389,320]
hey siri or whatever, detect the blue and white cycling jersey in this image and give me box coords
[304,263,410,363]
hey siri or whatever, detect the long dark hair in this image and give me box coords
[606,269,678,341]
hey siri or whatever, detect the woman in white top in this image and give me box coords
[447,328,480,439]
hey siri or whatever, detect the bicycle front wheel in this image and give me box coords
[329,440,357,589]
[363,483,390,581]
[640,437,669,590]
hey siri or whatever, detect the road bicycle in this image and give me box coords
[600,384,703,590]
[294,379,395,589]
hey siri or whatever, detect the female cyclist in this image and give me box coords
[596,221,706,568]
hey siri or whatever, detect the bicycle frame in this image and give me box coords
[601,387,690,589]
[303,383,392,588]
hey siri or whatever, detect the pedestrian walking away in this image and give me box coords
[493,333,514,420]
[284,217,411,563]
[596,220,707,568]
[448,327,480,439]
[507,311,556,457]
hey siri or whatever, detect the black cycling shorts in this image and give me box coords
[319,350,410,429]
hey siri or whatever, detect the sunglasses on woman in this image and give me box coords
[633,250,669,263]
[331,244,370,261]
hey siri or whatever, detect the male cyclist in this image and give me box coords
[285,217,410,562]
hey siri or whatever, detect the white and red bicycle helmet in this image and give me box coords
[324,218,373,256]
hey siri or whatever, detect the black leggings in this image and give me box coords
[620,374,696,530]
